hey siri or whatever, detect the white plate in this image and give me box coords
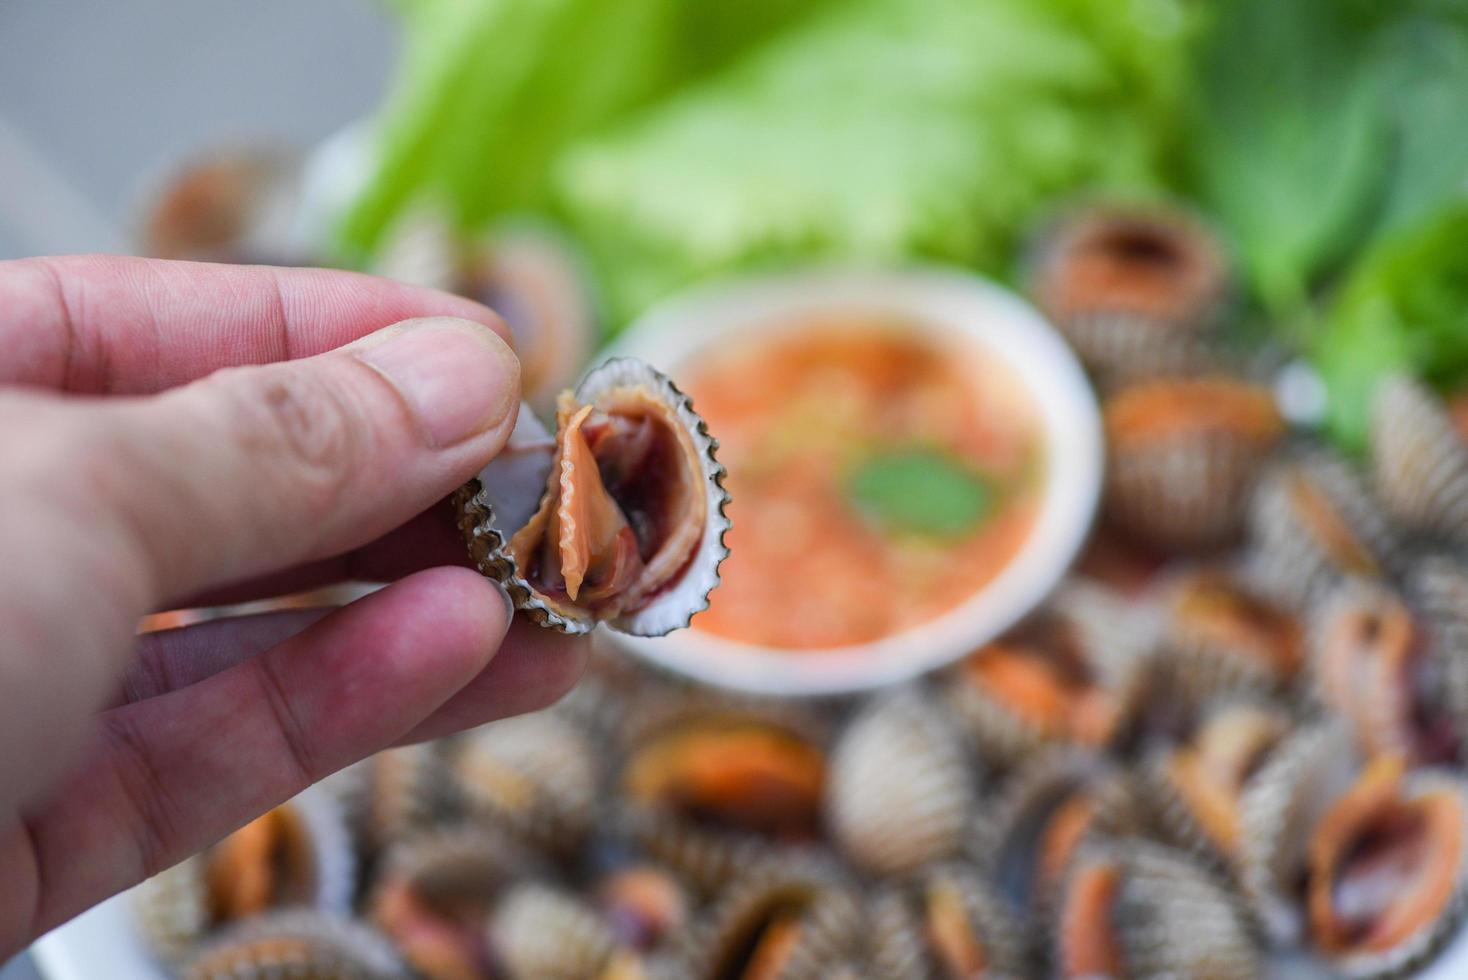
[602,266,1103,696]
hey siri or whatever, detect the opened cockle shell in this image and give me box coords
[1370,374,1468,545]
[1160,568,1305,706]
[456,358,730,636]
[1304,757,1468,979]
[1104,376,1284,553]
[176,909,406,980]
[682,861,865,980]
[449,709,599,854]
[591,863,694,957]
[867,864,1027,980]
[976,749,1139,917]
[1026,202,1231,387]
[138,148,309,265]
[1142,699,1294,871]
[612,696,829,895]
[1052,840,1259,979]
[1307,579,1457,764]
[133,786,355,961]
[825,687,980,877]
[941,580,1156,767]
[366,824,534,980]
[1244,451,1399,610]
[1237,721,1360,944]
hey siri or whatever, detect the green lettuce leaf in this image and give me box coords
[1315,202,1468,451]
[553,0,1192,324]
[847,449,993,538]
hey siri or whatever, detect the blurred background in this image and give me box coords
[8,0,1468,977]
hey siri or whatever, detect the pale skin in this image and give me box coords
[0,255,587,956]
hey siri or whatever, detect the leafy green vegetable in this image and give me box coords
[1190,0,1468,317]
[551,0,1193,323]
[846,449,994,537]
[1315,202,1468,451]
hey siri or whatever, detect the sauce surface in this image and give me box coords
[683,318,1043,649]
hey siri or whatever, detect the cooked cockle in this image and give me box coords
[1244,451,1399,609]
[973,749,1139,917]
[327,744,457,857]
[825,687,980,877]
[593,863,694,955]
[456,358,730,636]
[138,148,308,265]
[1237,721,1362,943]
[1304,756,1468,979]
[1142,699,1295,871]
[1370,374,1468,545]
[1025,202,1231,387]
[680,862,865,980]
[867,864,1027,980]
[1103,376,1284,553]
[459,228,597,413]
[613,697,829,895]
[133,788,354,960]
[941,580,1154,767]
[449,709,599,854]
[1309,579,1460,765]
[366,824,533,980]
[1052,840,1260,980]
[176,910,407,980]
[1408,557,1468,763]
[1160,568,1304,705]
[488,883,651,980]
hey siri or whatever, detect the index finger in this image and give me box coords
[0,254,510,394]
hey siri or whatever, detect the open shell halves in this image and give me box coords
[455,358,731,636]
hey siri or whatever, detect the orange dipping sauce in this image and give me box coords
[683,318,1043,649]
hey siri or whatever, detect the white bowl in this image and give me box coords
[601,267,1103,696]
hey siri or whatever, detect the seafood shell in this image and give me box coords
[327,743,457,856]
[682,862,865,980]
[455,358,731,636]
[1141,699,1294,870]
[138,148,308,265]
[1307,579,1454,763]
[976,749,1139,915]
[460,227,598,413]
[1409,557,1468,763]
[941,580,1155,767]
[1237,721,1360,943]
[366,824,533,980]
[1160,567,1304,705]
[1305,758,1468,979]
[133,786,355,960]
[1244,450,1399,609]
[825,687,980,877]
[449,709,599,853]
[613,697,829,895]
[177,910,406,980]
[488,883,632,980]
[1103,376,1283,552]
[1053,840,1259,979]
[1026,202,1231,386]
[592,863,694,956]
[1370,374,1468,543]
[867,865,1027,980]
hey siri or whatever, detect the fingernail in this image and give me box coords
[356,319,520,448]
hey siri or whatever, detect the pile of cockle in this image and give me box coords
[133,200,1468,979]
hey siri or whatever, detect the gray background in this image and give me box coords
[0,2,394,974]
[0,0,395,260]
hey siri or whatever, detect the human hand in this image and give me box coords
[0,255,586,955]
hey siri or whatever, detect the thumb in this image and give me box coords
[87,315,520,601]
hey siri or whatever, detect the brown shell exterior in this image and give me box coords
[1103,377,1283,553]
[1370,374,1468,543]
[177,911,405,980]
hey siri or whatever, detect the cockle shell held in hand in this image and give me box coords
[455,358,730,636]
